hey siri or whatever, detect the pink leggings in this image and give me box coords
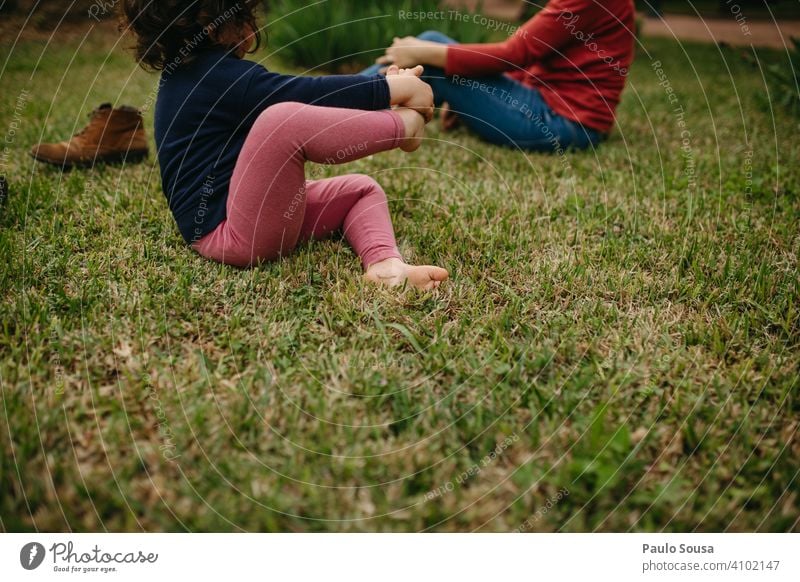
[194,102,406,269]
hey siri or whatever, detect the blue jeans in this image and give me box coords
[363,31,603,152]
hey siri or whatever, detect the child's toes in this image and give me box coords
[407,265,449,290]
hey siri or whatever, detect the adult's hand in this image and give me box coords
[377,37,448,69]
[384,64,425,78]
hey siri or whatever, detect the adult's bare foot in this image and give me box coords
[440,102,461,132]
[365,257,449,290]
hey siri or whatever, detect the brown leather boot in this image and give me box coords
[30,104,149,169]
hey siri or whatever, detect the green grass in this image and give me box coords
[1,21,798,533]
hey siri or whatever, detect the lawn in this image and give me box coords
[0,19,798,533]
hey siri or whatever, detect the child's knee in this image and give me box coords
[254,102,304,130]
[352,174,383,196]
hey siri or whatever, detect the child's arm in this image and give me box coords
[242,66,431,122]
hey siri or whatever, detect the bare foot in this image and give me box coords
[440,102,461,132]
[395,108,426,152]
[365,257,449,290]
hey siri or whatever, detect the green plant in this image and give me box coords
[762,37,800,117]
[265,0,496,73]
[741,37,800,118]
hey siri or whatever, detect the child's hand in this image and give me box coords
[386,75,434,123]
[384,65,425,78]
[404,79,434,123]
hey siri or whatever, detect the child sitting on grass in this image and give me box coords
[121,0,448,290]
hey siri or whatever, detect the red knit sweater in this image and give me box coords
[445,0,635,133]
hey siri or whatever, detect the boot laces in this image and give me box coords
[73,107,107,139]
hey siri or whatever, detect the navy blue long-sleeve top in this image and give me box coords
[154,49,391,244]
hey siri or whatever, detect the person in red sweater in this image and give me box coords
[368,0,635,151]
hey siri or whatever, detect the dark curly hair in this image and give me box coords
[120,0,263,71]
